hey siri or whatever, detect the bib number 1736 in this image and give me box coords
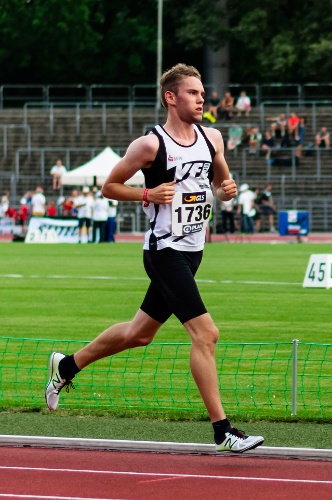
[171,191,213,236]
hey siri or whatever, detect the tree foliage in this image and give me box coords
[0,0,331,84]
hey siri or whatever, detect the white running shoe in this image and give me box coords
[216,427,264,453]
[45,352,74,411]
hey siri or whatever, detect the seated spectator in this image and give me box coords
[242,125,254,146]
[220,91,234,120]
[266,113,287,138]
[261,130,275,159]
[236,91,251,117]
[50,159,67,190]
[249,127,262,153]
[227,124,243,151]
[295,117,306,158]
[208,90,221,119]
[315,127,330,149]
[287,112,300,141]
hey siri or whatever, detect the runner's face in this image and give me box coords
[173,77,205,123]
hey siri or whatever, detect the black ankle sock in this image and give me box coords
[59,354,80,380]
[212,418,231,444]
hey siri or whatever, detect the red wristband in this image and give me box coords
[143,188,149,207]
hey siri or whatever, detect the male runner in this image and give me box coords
[45,63,264,453]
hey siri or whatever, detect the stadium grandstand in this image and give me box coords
[0,82,331,233]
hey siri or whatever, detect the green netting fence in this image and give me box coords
[0,337,331,419]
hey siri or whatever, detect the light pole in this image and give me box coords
[156,0,163,114]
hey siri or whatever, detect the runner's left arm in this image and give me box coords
[204,127,238,201]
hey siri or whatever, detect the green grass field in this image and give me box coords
[1,242,331,344]
[0,242,331,447]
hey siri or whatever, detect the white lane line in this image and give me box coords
[0,495,126,500]
[222,280,302,285]
[0,466,331,485]
[0,274,300,286]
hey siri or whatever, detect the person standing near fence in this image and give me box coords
[45,63,264,454]
[106,199,118,243]
[31,186,46,217]
[92,190,109,243]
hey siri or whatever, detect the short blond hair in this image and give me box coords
[160,63,201,108]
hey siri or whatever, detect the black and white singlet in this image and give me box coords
[142,124,215,252]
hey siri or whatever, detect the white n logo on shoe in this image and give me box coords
[224,434,241,449]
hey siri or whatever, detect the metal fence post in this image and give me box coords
[291,339,298,415]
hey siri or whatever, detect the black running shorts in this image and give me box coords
[78,217,92,229]
[140,248,208,324]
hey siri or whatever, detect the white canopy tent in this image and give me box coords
[61,147,145,187]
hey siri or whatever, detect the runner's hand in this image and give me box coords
[220,178,237,199]
[147,181,176,205]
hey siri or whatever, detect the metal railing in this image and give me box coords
[260,100,332,133]
[238,147,332,181]
[0,124,31,158]
[22,101,166,136]
[1,83,331,109]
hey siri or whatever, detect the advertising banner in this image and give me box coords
[25,217,79,243]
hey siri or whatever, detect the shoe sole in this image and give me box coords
[216,437,264,454]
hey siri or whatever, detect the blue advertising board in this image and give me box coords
[279,211,309,237]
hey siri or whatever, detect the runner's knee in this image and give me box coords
[125,324,157,348]
[190,323,220,351]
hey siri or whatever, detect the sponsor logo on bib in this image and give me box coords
[183,223,204,234]
[182,192,206,204]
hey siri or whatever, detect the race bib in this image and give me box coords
[171,190,213,236]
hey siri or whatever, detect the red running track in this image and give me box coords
[0,446,331,500]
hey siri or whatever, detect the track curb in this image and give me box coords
[0,435,331,460]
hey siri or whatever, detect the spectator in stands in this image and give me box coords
[249,127,262,153]
[287,112,300,142]
[47,200,57,217]
[63,189,78,217]
[31,186,46,217]
[252,187,262,232]
[220,91,234,121]
[5,205,17,222]
[220,198,235,234]
[235,91,251,117]
[242,125,254,146]
[259,184,277,233]
[0,191,9,220]
[266,113,287,138]
[50,159,67,190]
[227,124,243,151]
[315,127,330,149]
[295,117,306,158]
[92,190,109,243]
[261,130,275,160]
[207,90,222,120]
[17,198,29,234]
[74,186,94,243]
[106,199,118,243]
[237,183,255,233]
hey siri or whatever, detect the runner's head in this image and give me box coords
[160,63,201,109]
